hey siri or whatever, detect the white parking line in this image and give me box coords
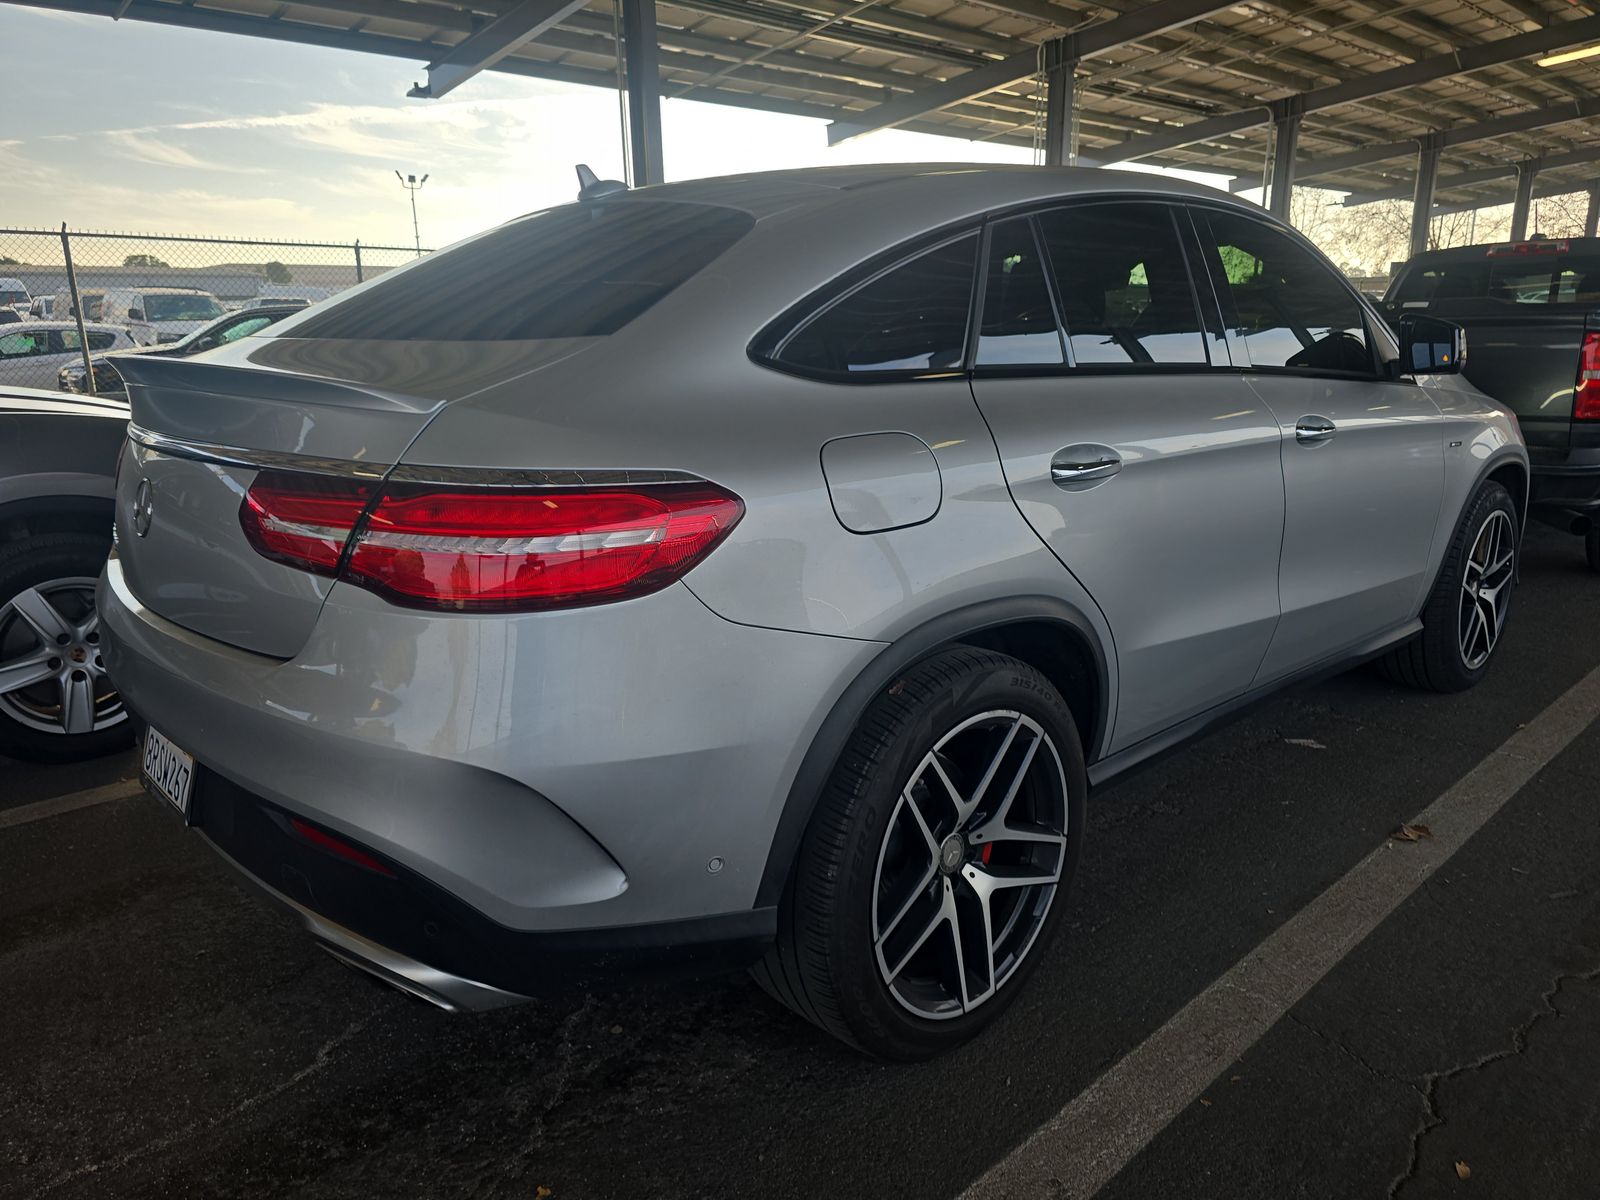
[963,661,1600,1200]
[0,779,144,830]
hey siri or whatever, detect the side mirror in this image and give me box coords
[127,308,145,322]
[190,336,216,353]
[1398,313,1466,375]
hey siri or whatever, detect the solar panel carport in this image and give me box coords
[12,0,1600,254]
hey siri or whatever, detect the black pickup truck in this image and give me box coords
[1382,237,1600,570]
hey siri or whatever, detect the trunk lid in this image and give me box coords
[111,338,594,657]
[1442,308,1584,462]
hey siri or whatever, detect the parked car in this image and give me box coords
[0,309,20,326]
[0,322,136,390]
[101,286,224,345]
[242,295,312,311]
[57,304,306,398]
[27,296,54,320]
[1382,236,1600,570]
[52,289,104,323]
[0,277,31,312]
[102,166,1527,1059]
[0,385,132,761]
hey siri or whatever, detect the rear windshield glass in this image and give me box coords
[291,201,755,341]
[1392,254,1600,308]
[144,294,224,322]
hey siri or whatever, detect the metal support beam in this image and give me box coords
[1343,146,1600,206]
[1267,101,1301,219]
[1042,38,1076,167]
[622,0,664,186]
[1231,97,1600,193]
[407,0,588,98]
[825,0,1233,145]
[1586,189,1600,239]
[1409,135,1442,259]
[1099,12,1600,166]
[1510,161,1538,242]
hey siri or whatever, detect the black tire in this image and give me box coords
[1379,481,1518,693]
[754,647,1087,1060]
[0,531,131,762]
[1586,524,1600,574]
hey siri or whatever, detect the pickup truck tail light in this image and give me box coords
[1575,330,1600,421]
[240,473,743,612]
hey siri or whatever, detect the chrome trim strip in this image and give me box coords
[128,425,390,479]
[197,829,529,1013]
[386,464,704,487]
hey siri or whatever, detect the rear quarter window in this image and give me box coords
[1393,255,1600,308]
[290,201,755,341]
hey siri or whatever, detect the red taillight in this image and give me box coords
[1576,331,1600,421]
[1486,239,1569,257]
[288,816,396,877]
[239,470,376,575]
[239,474,744,612]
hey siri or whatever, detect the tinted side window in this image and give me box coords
[1035,204,1208,367]
[977,217,1062,366]
[293,201,755,341]
[1200,210,1371,374]
[778,234,978,375]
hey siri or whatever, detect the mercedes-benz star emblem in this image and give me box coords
[133,479,154,538]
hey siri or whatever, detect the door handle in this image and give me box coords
[1294,416,1337,444]
[1050,447,1123,486]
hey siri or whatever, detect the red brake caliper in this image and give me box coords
[980,841,994,865]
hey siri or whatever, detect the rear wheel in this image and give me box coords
[756,647,1086,1060]
[0,532,130,762]
[1380,481,1518,693]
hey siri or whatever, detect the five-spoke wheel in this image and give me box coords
[757,647,1086,1060]
[1458,508,1515,670]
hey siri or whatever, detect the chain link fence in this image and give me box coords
[0,226,427,394]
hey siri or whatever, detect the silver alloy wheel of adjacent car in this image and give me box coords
[0,576,125,736]
[871,710,1069,1020]
[1457,509,1516,670]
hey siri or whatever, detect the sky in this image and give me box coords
[0,5,1231,251]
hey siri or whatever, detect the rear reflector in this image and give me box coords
[1576,331,1600,421]
[240,474,743,612]
[288,816,397,877]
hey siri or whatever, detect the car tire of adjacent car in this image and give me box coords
[1586,524,1600,574]
[1379,480,1518,693]
[755,647,1086,1060]
[0,531,131,762]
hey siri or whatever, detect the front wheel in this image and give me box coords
[755,647,1087,1060]
[1380,481,1518,693]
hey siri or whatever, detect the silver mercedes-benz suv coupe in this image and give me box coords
[100,165,1528,1059]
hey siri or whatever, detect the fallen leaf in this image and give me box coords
[1230,1075,1243,1083]
[1199,1098,1212,1107]
[536,1188,554,1198]
[1455,1161,1471,1181]
[609,1025,623,1035]
[1392,823,1433,843]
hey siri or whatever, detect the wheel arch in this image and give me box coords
[1484,457,1528,531]
[756,596,1110,907]
[0,493,115,547]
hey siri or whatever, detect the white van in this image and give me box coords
[52,289,105,323]
[0,278,30,312]
[101,286,224,345]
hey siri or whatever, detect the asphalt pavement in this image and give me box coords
[2,522,1598,1200]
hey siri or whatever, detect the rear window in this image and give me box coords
[1392,255,1600,308]
[292,201,755,341]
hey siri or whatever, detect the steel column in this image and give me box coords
[1586,189,1600,238]
[1042,37,1076,166]
[1267,102,1300,219]
[1510,161,1538,242]
[1409,135,1442,259]
[621,0,664,186]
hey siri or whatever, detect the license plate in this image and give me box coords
[141,726,196,816]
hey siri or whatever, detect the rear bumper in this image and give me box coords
[100,552,880,935]
[187,768,776,1004]
[1530,456,1600,523]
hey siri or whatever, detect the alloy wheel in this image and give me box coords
[0,577,125,736]
[871,710,1069,1020]
[1458,509,1515,671]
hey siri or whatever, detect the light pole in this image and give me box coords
[395,171,428,255]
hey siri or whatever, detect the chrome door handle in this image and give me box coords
[1294,416,1337,444]
[1050,450,1122,486]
